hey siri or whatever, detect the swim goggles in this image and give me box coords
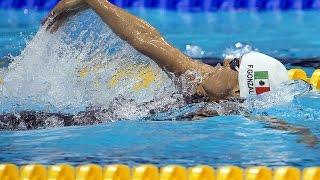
[229,58,241,72]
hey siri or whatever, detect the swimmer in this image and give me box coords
[43,0,240,102]
[39,0,320,147]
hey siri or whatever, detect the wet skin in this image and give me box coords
[43,0,240,102]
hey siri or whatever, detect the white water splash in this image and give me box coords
[184,45,205,58]
[242,80,312,112]
[223,42,257,59]
[0,10,183,119]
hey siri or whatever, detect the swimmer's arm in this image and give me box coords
[85,0,212,76]
[247,115,318,147]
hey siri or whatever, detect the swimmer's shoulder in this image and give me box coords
[197,66,239,101]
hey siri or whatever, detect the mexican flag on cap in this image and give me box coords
[254,71,270,94]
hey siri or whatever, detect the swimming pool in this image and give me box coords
[0,8,319,168]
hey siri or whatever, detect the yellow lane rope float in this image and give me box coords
[107,64,159,91]
[310,69,320,90]
[0,164,319,180]
[77,62,162,91]
[288,69,320,90]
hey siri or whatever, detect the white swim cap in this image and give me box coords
[238,51,289,98]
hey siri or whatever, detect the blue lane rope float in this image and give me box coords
[2,0,320,11]
[1,164,320,180]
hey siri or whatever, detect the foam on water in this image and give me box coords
[0,10,182,119]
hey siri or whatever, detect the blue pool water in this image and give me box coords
[0,8,319,168]
[2,0,320,11]
[2,9,320,60]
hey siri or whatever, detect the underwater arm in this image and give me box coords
[247,115,318,147]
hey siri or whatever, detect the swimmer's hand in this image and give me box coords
[42,0,88,32]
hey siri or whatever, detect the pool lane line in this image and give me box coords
[1,164,320,180]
